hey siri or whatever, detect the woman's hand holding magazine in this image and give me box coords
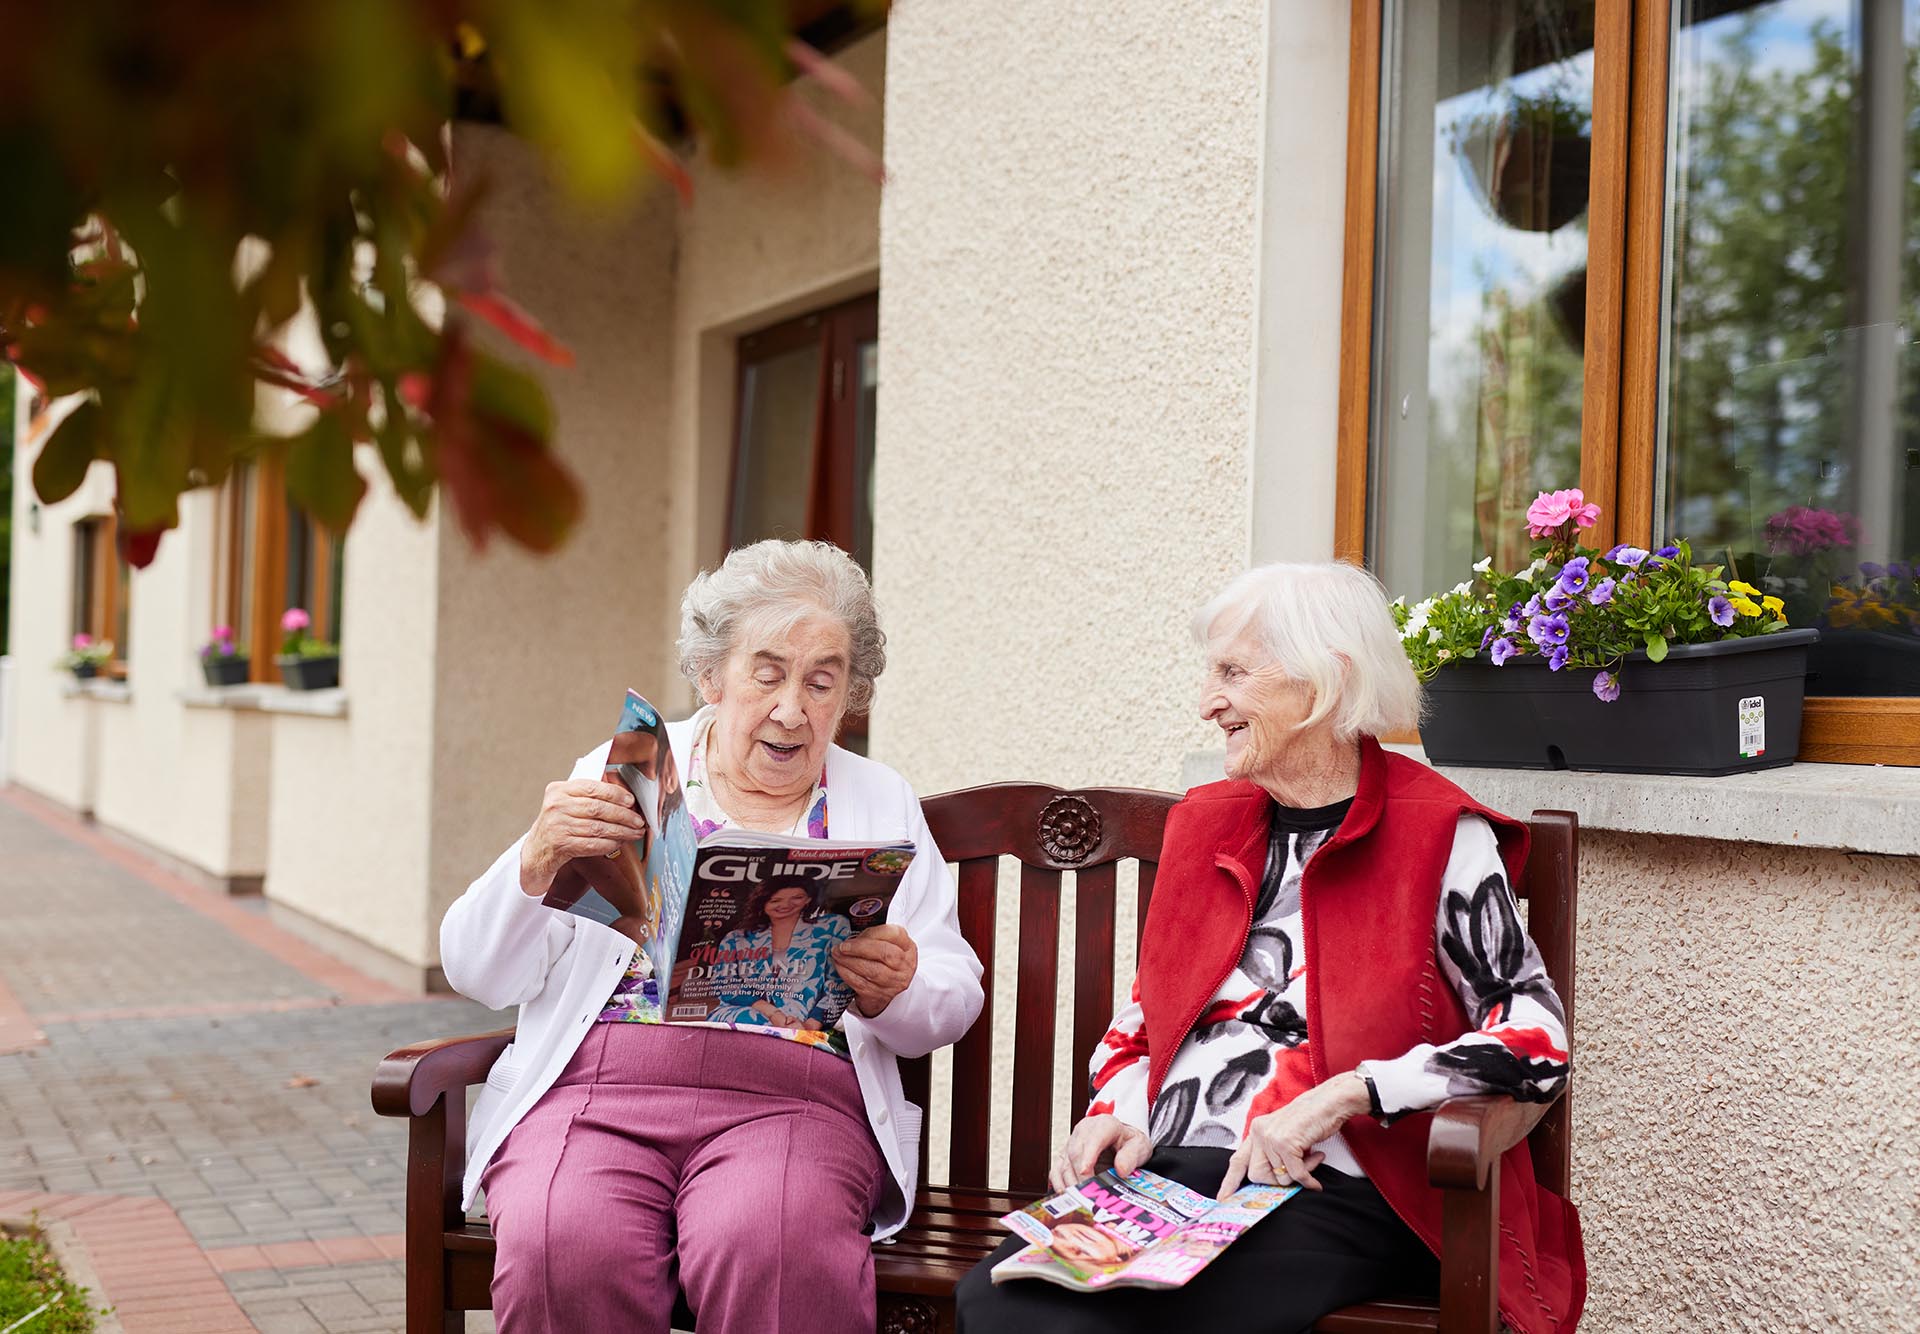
[994,1166,1301,1293]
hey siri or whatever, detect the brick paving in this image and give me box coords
[0,787,512,1332]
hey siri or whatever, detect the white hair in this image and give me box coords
[677,539,886,712]
[1193,561,1422,740]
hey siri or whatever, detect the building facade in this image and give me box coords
[7,5,1919,1328]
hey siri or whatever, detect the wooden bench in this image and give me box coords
[373,784,1576,1333]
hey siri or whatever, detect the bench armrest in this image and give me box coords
[1427,1095,1551,1191]
[371,1028,515,1119]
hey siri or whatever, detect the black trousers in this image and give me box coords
[953,1149,1439,1334]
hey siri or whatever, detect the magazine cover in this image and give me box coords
[992,1167,1299,1292]
[541,690,698,983]
[663,838,916,1029]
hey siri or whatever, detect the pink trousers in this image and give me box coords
[481,1023,886,1333]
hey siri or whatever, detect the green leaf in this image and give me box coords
[284,410,368,530]
[1644,632,1668,663]
[30,400,102,503]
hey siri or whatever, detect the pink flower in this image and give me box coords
[1762,506,1859,557]
[1526,489,1602,539]
[71,633,92,650]
[212,624,234,640]
[281,607,311,632]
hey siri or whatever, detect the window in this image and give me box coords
[212,454,345,684]
[1342,0,1920,764]
[729,293,879,750]
[71,514,131,677]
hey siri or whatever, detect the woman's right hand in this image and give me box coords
[519,779,650,897]
[1050,1114,1152,1192]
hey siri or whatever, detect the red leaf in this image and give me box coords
[457,292,574,368]
[118,526,165,570]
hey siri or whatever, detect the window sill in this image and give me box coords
[176,684,349,719]
[60,679,132,704]
[1178,746,1920,857]
[255,687,349,719]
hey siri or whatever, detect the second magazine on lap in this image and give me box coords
[993,1167,1300,1292]
[540,690,915,1032]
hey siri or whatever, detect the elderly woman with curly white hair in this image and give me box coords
[442,539,984,1333]
[956,561,1583,1334]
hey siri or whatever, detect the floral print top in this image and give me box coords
[1087,804,1569,1177]
[595,709,848,1057]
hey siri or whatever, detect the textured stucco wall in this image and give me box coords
[264,459,440,962]
[870,0,1267,792]
[668,27,886,592]
[422,124,683,966]
[1573,832,1920,1331]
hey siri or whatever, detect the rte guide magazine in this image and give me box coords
[541,690,915,1033]
[994,1168,1301,1292]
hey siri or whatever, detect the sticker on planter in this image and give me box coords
[1738,696,1765,759]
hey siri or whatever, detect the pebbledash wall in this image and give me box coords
[871,3,1918,1332]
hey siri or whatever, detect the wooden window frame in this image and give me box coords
[1336,0,1920,766]
[71,514,130,680]
[213,453,342,685]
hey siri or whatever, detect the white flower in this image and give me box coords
[1473,555,1493,575]
[1451,581,1472,597]
[1426,628,1443,644]
[1526,558,1549,580]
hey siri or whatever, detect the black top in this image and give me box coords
[1268,796,1353,834]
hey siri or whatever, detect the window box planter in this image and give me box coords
[1420,628,1819,776]
[201,656,250,687]
[276,655,340,691]
[70,662,99,681]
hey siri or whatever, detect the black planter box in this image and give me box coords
[1805,628,1920,698]
[1420,628,1819,776]
[71,662,98,680]
[202,656,250,687]
[277,655,340,691]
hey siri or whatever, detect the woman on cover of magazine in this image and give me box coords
[442,540,984,1333]
[957,562,1584,1333]
[704,878,857,1027]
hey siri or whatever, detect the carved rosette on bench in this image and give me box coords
[878,1293,940,1334]
[1037,793,1102,865]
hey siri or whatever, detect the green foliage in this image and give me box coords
[1393,505,1792,701]
[0,2,879,566]
[0,1224,105,1332]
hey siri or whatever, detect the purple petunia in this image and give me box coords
[1655,545,1680,560]
[1523,593,1543,619]
[1543,586,1573,612]
[1490,637,1518,665]
[1889,562,1912,580]
[1588,577,1616,605]
[1860,562,1886,580]
[1612,546,1650,568]
[1592,671,1620,702]
[1556,557,1590,595]
[1548,645,1570,671]
[1480,625,1498,651]
[1708,595,1735,627]
[1527,612,1570,648]
[1505,601,1526,631]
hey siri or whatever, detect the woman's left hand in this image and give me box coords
[1217,1071,1371,1199]
[832,925,918,1017]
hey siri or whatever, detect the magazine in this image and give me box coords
[992,1167,1300,1292]
[541,690,915,1031]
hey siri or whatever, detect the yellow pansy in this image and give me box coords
[1761,596,1785,620]
[1729,580,1761,597]
[1730,597,1763,617]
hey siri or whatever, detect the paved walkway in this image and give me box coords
[0,786,510,1333]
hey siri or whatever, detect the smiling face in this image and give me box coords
[701,609,852,804]
[764,886,812,923]
[1199,620,1318,786]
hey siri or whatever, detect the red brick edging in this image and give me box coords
[0,1190,254,1333]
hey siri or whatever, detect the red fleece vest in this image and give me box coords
[1137,738,1586,1333]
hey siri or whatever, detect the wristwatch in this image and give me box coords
[1353,1063,1387,1122]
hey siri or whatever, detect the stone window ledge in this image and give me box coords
[177,684,349,719]
[60,679,131,703]
[1179,746,1920,858]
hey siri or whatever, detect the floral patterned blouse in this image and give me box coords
[595,708,848,1057]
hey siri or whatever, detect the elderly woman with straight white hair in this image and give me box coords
[442,539,984,1334]
[956,561,1584,1334]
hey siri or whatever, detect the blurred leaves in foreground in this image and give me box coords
[0,0,880,566]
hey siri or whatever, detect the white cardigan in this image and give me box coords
[439,719,985,1238]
